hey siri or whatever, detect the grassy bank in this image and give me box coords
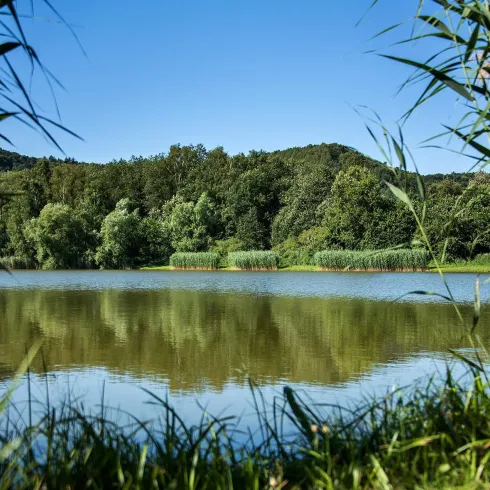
[141,264,320,271]
[2,368,490,488]
[430,261,490,273]
[142,260,490,274]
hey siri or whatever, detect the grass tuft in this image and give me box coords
[314,249,430,271]
[169,253,219,270]
[2,369,490,488]
[227,251,280,270]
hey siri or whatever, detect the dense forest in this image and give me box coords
[0,143,486,269]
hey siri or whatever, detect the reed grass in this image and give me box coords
[227,251,280,270]
[314,249,430,271]
[2,368,490,489]
[0,256,34,270]
[169,252,219,270]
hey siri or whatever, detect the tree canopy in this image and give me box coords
[0,143,485,268]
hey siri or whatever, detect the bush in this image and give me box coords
[272,237,309,268]
[227,251,279,270]
[274,228,335,268]
[210,237,245,267]
[471,253,490,265]
[314,249,429,271]
[169,252,219,270]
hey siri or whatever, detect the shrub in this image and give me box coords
[273,237,305,268]
[472,253,490,265]
[210,237,245,267]
[227,251,279,270]
[314,249,429,271]
[169,252,219,270]
[274,228,337,268]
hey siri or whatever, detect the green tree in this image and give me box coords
[3,196,36,260]
[96,199,142,269]
[50,164,87,207]
[139,211,173,266]
[422,181,490,262]
[274,227,334,267]
[24,203,89,269]
[24,158,52,215]
[163,192,216,252]
[322,166,391,250]
[224,153,286,249]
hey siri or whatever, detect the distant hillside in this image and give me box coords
[0,144,474,184]
[0,149,80,171]
[271,143,473,186]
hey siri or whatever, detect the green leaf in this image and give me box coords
[381,54,475,101]
[385,182,414,212]
[0,41,20,56]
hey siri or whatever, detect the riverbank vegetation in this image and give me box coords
[0,145,487,270]
[1,364,490,489]
[169,252,219,270]
[227,251,280,270]
[314,249,429,272]
[145,249,432,272]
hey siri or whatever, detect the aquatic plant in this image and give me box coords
[169,252,219,270]
[227,251,280,270]
[314,249,430,271]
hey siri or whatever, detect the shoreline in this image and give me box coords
[140,264,490,273]
[3,265,489,273]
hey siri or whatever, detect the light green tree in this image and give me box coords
[24,203,88,269]
[163,192,215,252]
[96,199,142,269]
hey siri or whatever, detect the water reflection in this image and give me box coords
[0,288,484,392]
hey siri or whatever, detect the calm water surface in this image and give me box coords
[0,270,488,424]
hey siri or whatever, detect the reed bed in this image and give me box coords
[0,256,34,269]
[2,369,490,489]
[314,249,430,271]
[227,251,279,270]
[169,252,219,270]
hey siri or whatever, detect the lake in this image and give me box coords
[0,270,488,426]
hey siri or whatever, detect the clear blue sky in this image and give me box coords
[7,0,472,174]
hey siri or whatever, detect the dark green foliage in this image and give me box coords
[139,212,173,266]
[0,144,487,269]
[228,251,279,270]
[420,180,490,262]
[322,166,398,250]
[169,252,219,269]
[0,149,38,171]
[314,249,430,271]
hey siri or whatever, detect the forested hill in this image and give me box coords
[0,149,79,172]
[0,143,485,270]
